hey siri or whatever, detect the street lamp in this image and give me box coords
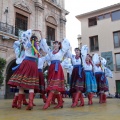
[4,7,8,26]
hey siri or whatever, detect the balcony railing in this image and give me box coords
[0,22,22,37]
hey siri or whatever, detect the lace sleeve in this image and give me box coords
[61,38,71,55]
[40,39,51,55]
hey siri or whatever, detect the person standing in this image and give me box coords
[40,38,70,109]
[93,54,109,104]
[83,54,97,105]
[8,29,40,110]
[11,40,28,108]
[66,48,85,107]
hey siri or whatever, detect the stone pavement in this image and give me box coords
[0,98,120,120]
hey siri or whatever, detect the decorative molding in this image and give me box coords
[34,2,44,10]
[46,15,58,26]
[14,0,32,14]
[60,18,66,24]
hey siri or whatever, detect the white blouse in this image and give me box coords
[94,65,103,73]
[24,40,37,58]
[83,63,93,71]
[47,50,66,61]
[82,55,93,71]
[65,50,82,65]
[13,41,25,64]
[40,38,70,62]
[38,57,46,69]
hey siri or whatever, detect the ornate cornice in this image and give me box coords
[34,2,44,10]
[14,0,32,14]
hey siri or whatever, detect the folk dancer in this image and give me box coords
[93,54,109,104]
[66,48,85,107]
[11,39,28,108]
[40,38,70,109]
[81,45,97,105]
[8,29,40,110]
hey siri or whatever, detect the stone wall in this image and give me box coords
[0,0,68,99]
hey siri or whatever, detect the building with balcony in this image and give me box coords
[0,0,69,99]
[76,3,120,95]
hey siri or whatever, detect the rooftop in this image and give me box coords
[76,3,120,19]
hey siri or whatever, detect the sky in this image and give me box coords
[65,0,120,53]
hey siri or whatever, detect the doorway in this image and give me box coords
[5,59,16,99]
[116,80,120,94]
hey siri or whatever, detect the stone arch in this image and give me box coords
[4,55,16,99]
[46,15,58,26]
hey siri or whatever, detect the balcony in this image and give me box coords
[0,22,22,37]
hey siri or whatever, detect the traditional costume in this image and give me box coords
[11,40,29,108]
[40,38,70,109]
[38,55,51,103]
[66,48,85,107]
[8,29,39,110]
[93,54,109,103]
[81,45,97,105]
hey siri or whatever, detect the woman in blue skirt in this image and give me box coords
[83,54,97,105]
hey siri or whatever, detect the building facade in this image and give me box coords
[76,3,120,95]
[0,0,69,99]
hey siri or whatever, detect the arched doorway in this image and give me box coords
[5,59,17,99]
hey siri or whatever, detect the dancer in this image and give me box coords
[81,45,97,105]
[8,29,40,110]
[93,54,109,104]
[66,48,85,107]
[38,48,48,103]
[11,39,28,108]
[40,38,70,109]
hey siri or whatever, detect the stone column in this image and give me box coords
[60,13,66,40]
[34,0,44,32]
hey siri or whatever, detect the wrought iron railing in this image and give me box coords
[0,22,22,37]
[0,22,14,34]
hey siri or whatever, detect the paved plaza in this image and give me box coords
[0,98,120,120]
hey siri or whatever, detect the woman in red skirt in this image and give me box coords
[93,54,109,104]
[66,48,85,107]
[40,38,70,109]
[37,49,48,103]
[11,40,28,108]
[8,29,40,110]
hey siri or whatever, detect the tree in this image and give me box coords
[0,57,6,87]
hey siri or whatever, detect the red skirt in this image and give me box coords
[46,64,65,92]
[38,71,46,94]
[95,72,108,92]
[8,59,39,90]
[70,68,85,93]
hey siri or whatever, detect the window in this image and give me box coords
[104,13,110,19]
[90,36,99,51]
[88,17,97,26]
[111,10,120,21]
[51,0,57,3]
[98,15,104,20]
[115,53,120,71]
[15,13,28,36]
[47,26,55,46]
[98,13,110,20]
[113,31,120,48]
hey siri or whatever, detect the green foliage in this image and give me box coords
[0,57,6,86]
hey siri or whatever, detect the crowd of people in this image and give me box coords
[7,29,113,110]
